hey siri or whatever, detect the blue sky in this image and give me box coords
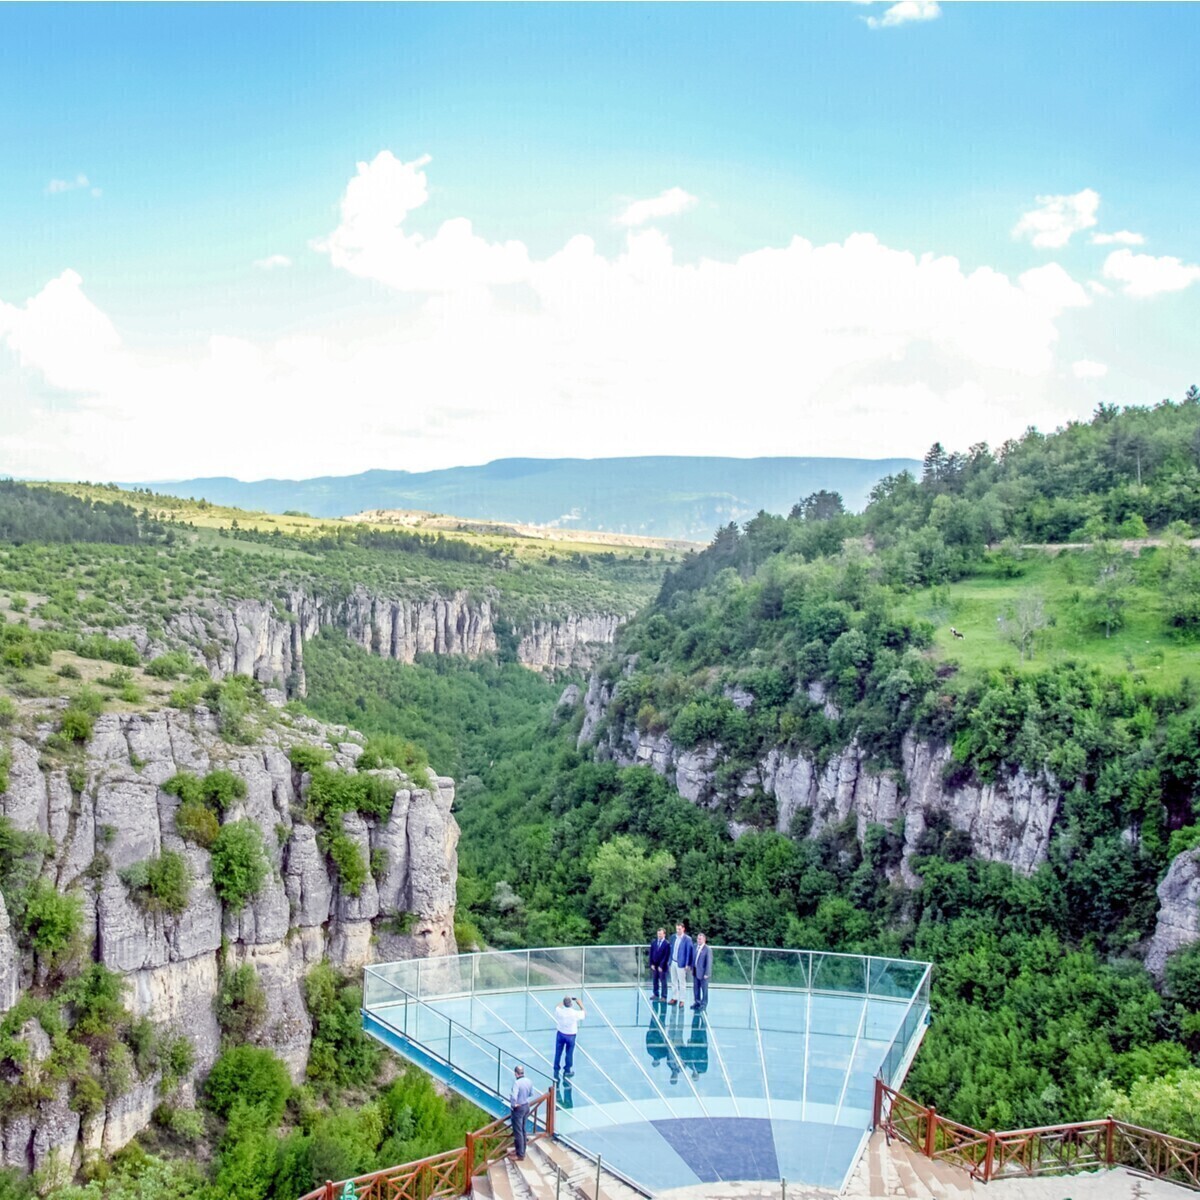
[2,2,1198,481]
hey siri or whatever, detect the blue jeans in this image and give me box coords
[554,1031,576,1074]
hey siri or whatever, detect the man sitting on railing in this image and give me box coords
[508,1066,533,1161]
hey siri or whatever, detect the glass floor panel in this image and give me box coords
[365,950,929,1194]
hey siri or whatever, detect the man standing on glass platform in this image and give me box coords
[553,995,586,1078]
[692,932,712,1010]
[668,922,694,1006]
[649,927,671,1001]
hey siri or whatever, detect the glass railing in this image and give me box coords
[366,945,932,1005]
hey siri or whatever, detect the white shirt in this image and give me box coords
[554,1003,585,1036]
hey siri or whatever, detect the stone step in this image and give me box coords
[489,1159,519,1200]
[531,1139,648,1200]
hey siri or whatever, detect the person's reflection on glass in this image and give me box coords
[685,1013,709,1080]
[666,997,686,1084]
[558,1074,575,1110]
[646,1013,668,1073]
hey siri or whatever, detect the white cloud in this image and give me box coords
[1013,188,1100,248]
[2,155,1105,480]
[253,254,292,270]
[312,151,530,292]
[1072,359,1108,380]
[46,174,100,198]
[615,187,699,227]
[1102,249,1200,298]
[1091,230,1144,246]
[865,1,941,29]
[1018,262,1091,311]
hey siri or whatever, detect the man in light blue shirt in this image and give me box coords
[668,922,694,1006]
[509,1065,534,1160]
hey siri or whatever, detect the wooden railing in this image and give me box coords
[299,1088,555,1200]
[875,1079,1200,1190]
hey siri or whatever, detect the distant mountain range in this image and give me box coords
[143,456,921,542]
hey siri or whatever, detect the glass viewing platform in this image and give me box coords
[363,946,931,1194]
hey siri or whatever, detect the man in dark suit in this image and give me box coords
[668,922,694,1006]
[691,932,712,1010]
[648,927,671,1001]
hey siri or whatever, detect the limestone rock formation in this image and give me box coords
[151,586,624,692]
[1146,848,1200,976]
[579,675,1059,881]
[0,707,459,1173]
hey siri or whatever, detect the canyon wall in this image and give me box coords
[0,704,457,1174]
[119,586,626,692]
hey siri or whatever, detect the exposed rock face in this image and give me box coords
[517,614,623,673]
[581,683,1058,881]
[0,708,459,1172]
[1146,849,1200,976]
[157,587,623,691]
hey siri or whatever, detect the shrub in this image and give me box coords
[288,744,330,773]
[175,801,219,848]
[158,1032,197,1093]
[215,963,268,1041]
[154,1103,205,1143]
[59,708,95,743]
[75,634,140,667]
[209,821,268,912]
[0,697,16,728]
[325,831,368,895]
[120,851,190,917]
[21,881,83,972]
[202,768,247,813]
[304,964,380,1093]
[56,663,82,680]
[162,771,204,806]
[169,680,206,710]
[204,1045,290,1123]
[146,651,196,679]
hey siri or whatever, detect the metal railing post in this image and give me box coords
[781,1178,786,1200]
[526,949,531,990]
[581,945,587,989]
[595,1155,602,1200]
[472,953,478,998]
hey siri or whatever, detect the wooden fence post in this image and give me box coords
[1105,1118,1115,1166]
[924,1107,938,1159]
[983,1131,997,1182]
[324,1181,334,1200]
[546,1086,556,1138]
[464,1132,476,1184]
[872,1078,883,1129]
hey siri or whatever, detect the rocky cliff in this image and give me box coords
[121,586,624,692]
[576,675,1059,882]
[0,704,458,1174]
[1146,848,1200,976]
